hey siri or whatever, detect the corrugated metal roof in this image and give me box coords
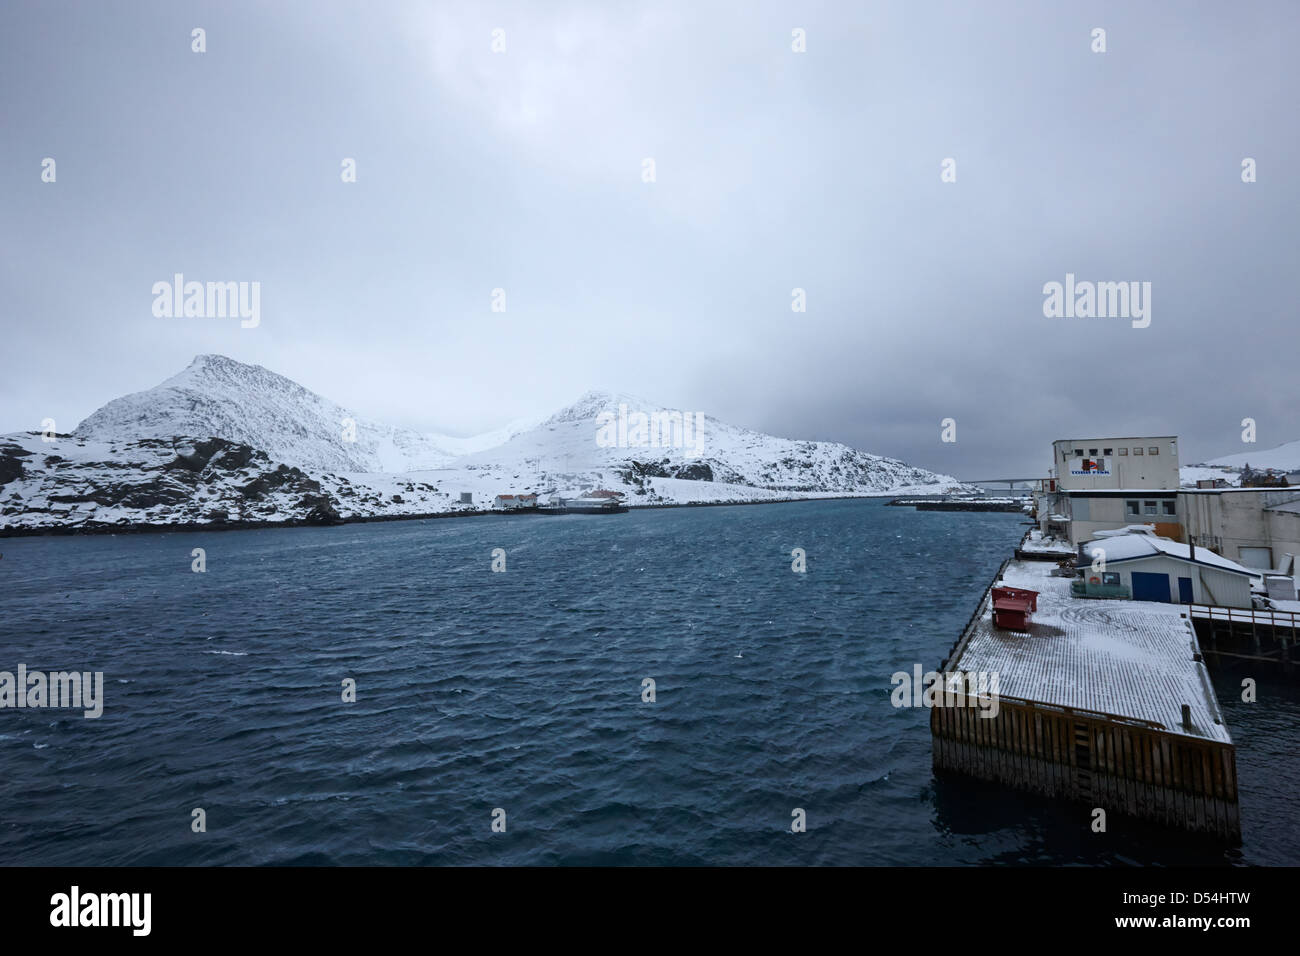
[1082,533,1253,575]
[952,560,1231,743]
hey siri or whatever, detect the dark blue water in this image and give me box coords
[1,499,1296,865]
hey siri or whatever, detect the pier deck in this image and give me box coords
[934,558,1240,839]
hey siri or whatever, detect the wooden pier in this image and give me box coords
[889,497,1027,513]
[933,558,1240,841]
[1189,604,1299,672]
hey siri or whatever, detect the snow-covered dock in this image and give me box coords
[1014,529,1077,561]
[889,496,1027,512]
[933,558,1240,840]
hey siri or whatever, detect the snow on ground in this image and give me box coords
[1203,438,1300,472]
[1019,530,1075,554]
[452,389,971,497]
[0,432,342,530]
[4,360,974,532]
[1179,465,1241,487]
[1,430,960,532]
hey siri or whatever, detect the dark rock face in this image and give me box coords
[4,434,347,532]
[618,458,716,485]
[299,494,342,525]
[673,462,713,482]
[167,437,264,474]
[0,442,31,486]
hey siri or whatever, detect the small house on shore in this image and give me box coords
[493,493,539,511]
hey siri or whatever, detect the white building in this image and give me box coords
[493,493,538,511]
[1179,488,1300,572]
[1038,436,1182,545]
[1080,532,1254,608]
[1052,436,1180,491]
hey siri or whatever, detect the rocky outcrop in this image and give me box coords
[0,434,349,533]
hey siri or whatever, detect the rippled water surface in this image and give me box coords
[1,500,1295,865]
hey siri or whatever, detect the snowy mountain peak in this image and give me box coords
[75,355,464,474]
[64,355,967,499]
[542,389,669,426]
[6,357,973,532]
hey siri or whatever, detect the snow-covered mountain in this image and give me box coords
[2,356,972,533]
[74,354,524,474]
[1203,439,1300,472]
[0,431,461,531]
[455,389,966,498]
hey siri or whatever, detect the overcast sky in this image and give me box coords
[2,0,1296,477]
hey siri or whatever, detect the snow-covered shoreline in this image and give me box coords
[2,355,978,535]
[0,487,927,538]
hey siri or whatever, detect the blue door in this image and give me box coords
[1178,577,1194,603]
[1131,571,1171,603]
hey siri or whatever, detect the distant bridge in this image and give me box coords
[959,478,1041,491]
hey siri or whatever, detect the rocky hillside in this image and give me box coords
[2,358,973,533]
[455,389,968,499]
[73,354,512,474]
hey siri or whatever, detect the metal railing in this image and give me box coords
[1187,604,1300,628]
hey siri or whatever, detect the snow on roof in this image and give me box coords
[1065,488,1180,494]
[1082,533,1253,575]
[952,560,1230,742]
[1093,524,1157,538]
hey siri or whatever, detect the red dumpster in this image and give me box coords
[992,586,1039,630]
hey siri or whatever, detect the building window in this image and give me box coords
[1089,448,1098,455]
[1126,500,1140,516]
[1143,501,1157,515]
[1102,572,1120,587]
[1074,448,1083,457]
[1134,447,1143,455]
[1103,448,1113,455]
[1149,446,1159,455]
[1239,547,1273,570]
[1162,501,1176,516]
[1118,447,1128,455]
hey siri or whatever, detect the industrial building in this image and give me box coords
[1037,436,1183,544]
[1051,436,1180,491]
[1180,488,1300,573]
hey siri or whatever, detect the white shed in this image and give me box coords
[1081,533,1255,608]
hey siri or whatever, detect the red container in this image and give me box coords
[992,586,1039,630]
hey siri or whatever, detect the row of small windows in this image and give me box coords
[1070,446,1160,457]
[1126,499,1177,517]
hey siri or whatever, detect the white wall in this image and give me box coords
[1054,437,1179,491]
[1181,490,1300,568]
[1111,555,1252,608]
